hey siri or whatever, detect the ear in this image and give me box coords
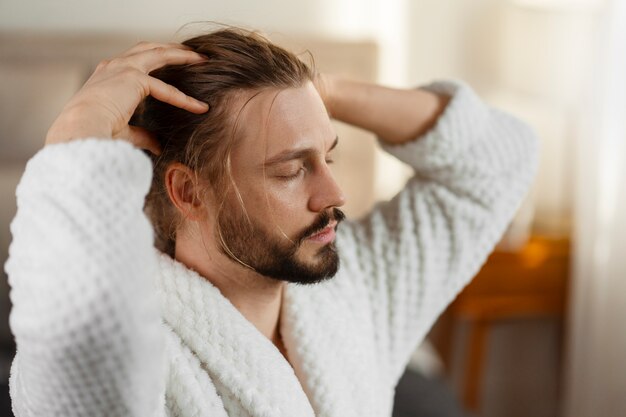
[164,162,209,222]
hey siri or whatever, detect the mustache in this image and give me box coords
[296,208,346,245]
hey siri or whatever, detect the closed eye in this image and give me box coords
[276,166,306,181]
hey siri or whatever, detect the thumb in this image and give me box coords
[116,125,162,156]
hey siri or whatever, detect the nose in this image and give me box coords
[308,165,346,213]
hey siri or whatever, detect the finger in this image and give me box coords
[144,76,209,114]
[116,125,162,156]
[117,41,193,59]
[124,47,208,74]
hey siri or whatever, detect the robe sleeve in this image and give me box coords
[336,79,540,385]
[4,138,166,416]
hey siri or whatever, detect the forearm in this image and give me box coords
[321,75,451,144]
[7,138,166,415]
[336,79,540,383]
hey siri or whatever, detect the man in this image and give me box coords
[5,28,538,416]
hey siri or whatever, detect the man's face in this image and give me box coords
[215,81,346,285]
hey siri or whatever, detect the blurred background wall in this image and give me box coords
[0,0,624,416]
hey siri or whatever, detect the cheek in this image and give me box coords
[261,187,311,233]
[268,187,303,210]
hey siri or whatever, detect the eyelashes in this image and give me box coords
[277,167,305,181]
[276,159,334,182]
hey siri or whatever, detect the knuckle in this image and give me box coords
[106,57,128,70]
[169,87,185,102]
[95,59,110,70]
[137,80,150,97]
[152,46,168,55]
[165,84,180,97]
[121,66,141,77]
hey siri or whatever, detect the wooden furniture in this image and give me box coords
[429,234,571,412]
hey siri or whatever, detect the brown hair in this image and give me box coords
[133,27,316,257]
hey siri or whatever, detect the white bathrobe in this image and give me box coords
[4,80,539,417]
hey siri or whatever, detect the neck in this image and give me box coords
[174,230,286,348]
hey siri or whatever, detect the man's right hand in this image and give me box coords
[44,41,209,155]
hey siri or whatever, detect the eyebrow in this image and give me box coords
[262,135,339,167]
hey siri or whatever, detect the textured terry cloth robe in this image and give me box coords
[5,79,540,417]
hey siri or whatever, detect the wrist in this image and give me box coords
[314,73,338,118]
[45,105,111,146]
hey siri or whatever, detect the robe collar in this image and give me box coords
[153,249,376,417]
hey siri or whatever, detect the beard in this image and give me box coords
[216,204,346,285]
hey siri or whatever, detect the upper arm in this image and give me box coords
[5,138,166,416]
[336,80,540,384]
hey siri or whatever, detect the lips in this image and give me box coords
[307,221,337,244]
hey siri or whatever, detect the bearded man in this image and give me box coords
[5,28,538,417]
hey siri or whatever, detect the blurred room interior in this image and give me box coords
[0,0,624,416]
